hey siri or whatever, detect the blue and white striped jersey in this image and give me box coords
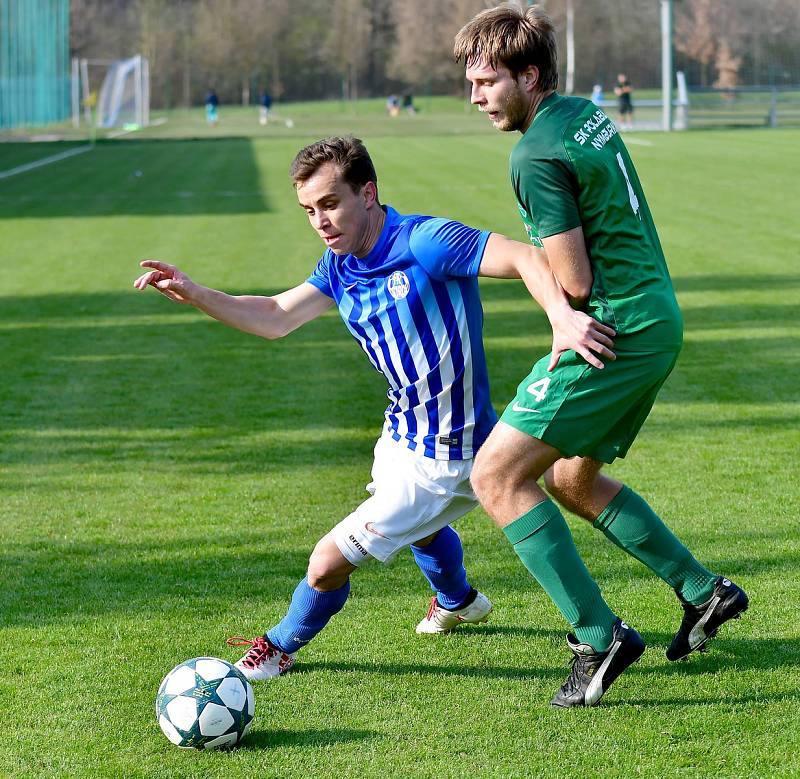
[307,206,497,460]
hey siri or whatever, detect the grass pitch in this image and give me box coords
[1,110,799,778]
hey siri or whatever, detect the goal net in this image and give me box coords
[72,55,150,129]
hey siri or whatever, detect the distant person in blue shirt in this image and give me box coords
[386,94,400,117]
[591,84,604,106]
[205,88,219,125]
[133,135,615,681]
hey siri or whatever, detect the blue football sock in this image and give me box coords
[411,525,472,610]
[266,576,350,655]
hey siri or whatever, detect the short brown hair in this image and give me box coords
[454,3,558,91]
[289,135,377,193]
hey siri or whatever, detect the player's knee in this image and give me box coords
[306,561,348,591]
[543,466,578,510]
[543,466,560,497]
[307,548,350,591]
[545,471,596,520]
[471,449,513,509]
[469,454,493,505]
[545,474,576,507]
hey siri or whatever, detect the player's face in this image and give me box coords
[296,162,375,256]
[465,60,532,132]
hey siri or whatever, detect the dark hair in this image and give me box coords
[290,135,377,193]
[454,3,558,91]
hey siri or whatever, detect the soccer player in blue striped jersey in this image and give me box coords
[133,136,615,681]
[307,208,494,462]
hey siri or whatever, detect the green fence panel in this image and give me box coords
[0,0,70,129]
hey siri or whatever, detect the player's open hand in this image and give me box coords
[548,308,616,371]
[133,260,195,304]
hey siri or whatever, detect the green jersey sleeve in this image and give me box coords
[513,155,581,239]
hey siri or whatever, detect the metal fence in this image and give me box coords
[685,86,800,128]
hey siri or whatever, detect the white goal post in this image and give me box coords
[72,55,150,129]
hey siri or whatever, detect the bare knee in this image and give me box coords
[544,460,613,521]
[543,467,580,514]
[471,447,523,511]
[307,538,355,591]
[471,427,560,525]
[306,555,349,591]
[543,466,560,498]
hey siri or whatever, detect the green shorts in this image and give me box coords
[500,342,680,463]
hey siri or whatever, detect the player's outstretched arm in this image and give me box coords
[478,234,615,370]
[133,260,334,340]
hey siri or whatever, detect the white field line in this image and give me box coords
[0,145,92,180]
[623,136,654,146]
[0,117,169,179]
[107,117,168,139]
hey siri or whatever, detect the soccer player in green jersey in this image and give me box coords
[455,4,748,708]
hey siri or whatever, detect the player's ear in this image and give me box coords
[362,180,378,207]
[520,65,539,92]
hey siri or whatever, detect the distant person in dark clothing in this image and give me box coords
[614,73,633,130]
[260,91,273,125]
[402,93,417,115]
[205,89,219,126]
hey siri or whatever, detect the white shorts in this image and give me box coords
[330,429,477,566]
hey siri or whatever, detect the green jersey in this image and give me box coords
[511,92,683,350]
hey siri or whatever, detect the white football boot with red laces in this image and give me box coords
[415,591,493,634]
[226,636,296,681]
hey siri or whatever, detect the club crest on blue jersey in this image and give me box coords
[386,270,411,300]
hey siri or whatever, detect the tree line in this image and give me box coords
[70,0,800,108]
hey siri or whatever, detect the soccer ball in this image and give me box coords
[156,657,254,749]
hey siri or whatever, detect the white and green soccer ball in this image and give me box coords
[156,657,255,749]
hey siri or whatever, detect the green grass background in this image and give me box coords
[1,108,799,778]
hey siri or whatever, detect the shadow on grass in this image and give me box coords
[0,533,518,627]
[295,659,563,681]
[640,635,800,676]
[571,544,800,585]
[0,537,311,628]
[457,623,565,640]
[1,281,798,460]
[4,528,798,693]
[644,414,799,433]
[601,690,800,708]
[291,635,800,696]
[0,138,270,219]
[672,273,800,294]
[242,727,380,751]
[0,289,385,447]
[681,302,799,331]
[2,274,795,321]
[0,533,537,628]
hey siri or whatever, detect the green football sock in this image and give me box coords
[503,499,617,651]
[593,486,717,605]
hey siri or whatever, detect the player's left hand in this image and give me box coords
[133,260,195,304]
[548,308,616,371]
